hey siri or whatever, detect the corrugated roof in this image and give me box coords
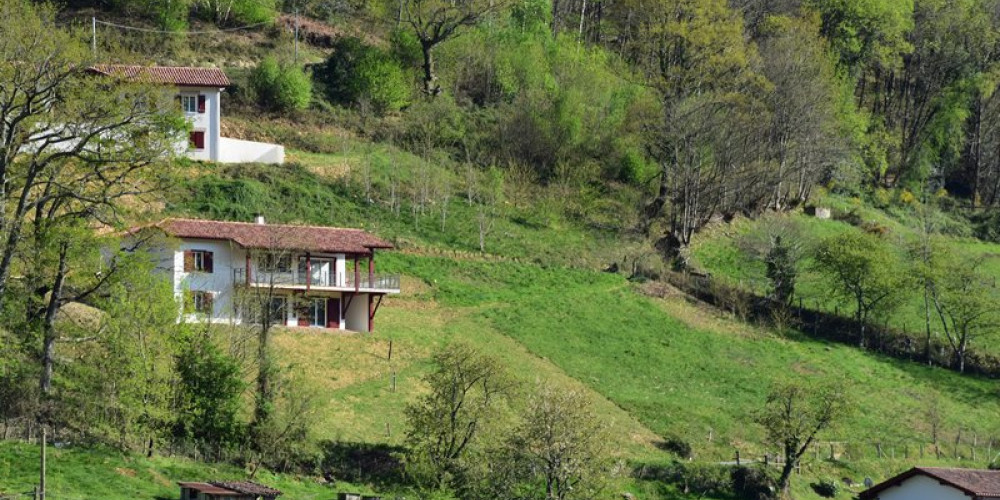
[151,218,394,255]
[211,481,283,497]
[177,482,241,496]
[861,467,1000,499]
[89,65,230,87]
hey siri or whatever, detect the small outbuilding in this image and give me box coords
[860,467,1000,500]
[178,481,282,500]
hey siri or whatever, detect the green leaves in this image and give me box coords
[251,56,313,113]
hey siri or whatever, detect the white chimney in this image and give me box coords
[254,214,266,225]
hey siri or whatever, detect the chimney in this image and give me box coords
[254,214,266,225]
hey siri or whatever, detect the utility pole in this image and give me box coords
[39,424,46,500]
[293,8,299,63]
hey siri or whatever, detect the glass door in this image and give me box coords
[309,298,327,327]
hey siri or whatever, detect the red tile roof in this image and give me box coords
[861,467,1000,499]
[89,65,230,87]
[152,218,393,255]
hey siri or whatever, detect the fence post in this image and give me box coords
[736,449,741,466]
[876,442,883,459]
[830,443,835,461]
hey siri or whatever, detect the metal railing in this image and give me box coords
[346,272,401,291]
[234,268,400,291]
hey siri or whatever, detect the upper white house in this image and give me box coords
[861,467,1000,500]
[134,216,399,332]
[89,65,284,164]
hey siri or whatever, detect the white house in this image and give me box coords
[89,65,284,164]
[136,216,399,332]
[861,467,1000,500]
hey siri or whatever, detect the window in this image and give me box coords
[189,131,205,151]
[181,95,198,114]
[309,298,327,327]
[268,296,287,325]
[186,290,213,315]
[183,250,214,273]
[262,253,292,273]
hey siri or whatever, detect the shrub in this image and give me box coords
[319,37,410,114]
[731,466,776,500]
[250,56,312,113]
[811,478,839,497]
[658,436,693,459]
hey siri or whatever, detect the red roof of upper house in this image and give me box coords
[861,467,1000,499]
[89,65,230,87]
[148,218,394,255]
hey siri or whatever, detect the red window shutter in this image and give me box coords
[183,251,194,272]
[189,131,205,150]
[197,95,206,113]
[204,251,214,273]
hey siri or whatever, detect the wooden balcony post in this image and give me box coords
[369,249,375,288]
[245,251,251,284]
[354,255,359,291]
[306,253,311,291]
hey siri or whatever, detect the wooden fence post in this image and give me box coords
[736,449,741,466]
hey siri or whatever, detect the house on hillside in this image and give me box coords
[860,467,1000,500]
[178,480,282,500]
[135,216,399,332]
[88,65,284,164]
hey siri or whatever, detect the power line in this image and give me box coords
[94,18,269,35]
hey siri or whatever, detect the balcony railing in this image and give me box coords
[233,268,400,292]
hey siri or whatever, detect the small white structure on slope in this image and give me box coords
[860,467,1000,500]
[89,65,284,164]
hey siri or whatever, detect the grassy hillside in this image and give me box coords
[148,154,1000,498]
[0,441,371,500]
[689,198,1000,359]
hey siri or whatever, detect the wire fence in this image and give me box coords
[662,270,1000,378]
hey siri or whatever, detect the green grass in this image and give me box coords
[689,202,1000,359]
[0,441,374,500]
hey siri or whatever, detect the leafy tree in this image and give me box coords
[929,251,998,373]
[174,331,247,456]
[0,0,185,312]
[808,0,914,73]
[754,380,850,495]
[404,342,515,490]
[398,0,509,96]
[319,37,410,113]
[493,383,614,500]
[813,231,907,347]
[765,236,797,306]
[81,250,183,454]
[251,56,313,113]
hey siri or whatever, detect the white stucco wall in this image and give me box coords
[871,474,968,500]
[345,293,370,332]
[217,137,285,164]
[177,86,222,162]
[173,238,245,324]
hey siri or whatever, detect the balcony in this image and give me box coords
[233,268,400,293]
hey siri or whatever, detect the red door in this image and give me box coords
[327,298,341,329]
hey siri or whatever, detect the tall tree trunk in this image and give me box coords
[421,41,440,96]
